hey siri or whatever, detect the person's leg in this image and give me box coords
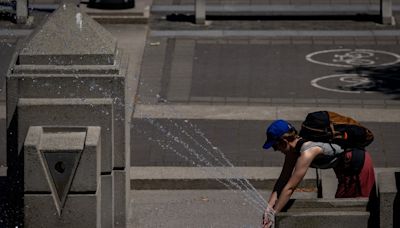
[358,152,376,197]
[334,151,375,198]
[334,151,358,198]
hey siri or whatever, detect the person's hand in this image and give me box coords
[262,205,276,228]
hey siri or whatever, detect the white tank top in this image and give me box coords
[300,142,344,169]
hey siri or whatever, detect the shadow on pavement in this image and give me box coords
[337,64,400,100]
[166,14,381,23]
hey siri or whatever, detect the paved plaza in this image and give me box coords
[0,0,400,227]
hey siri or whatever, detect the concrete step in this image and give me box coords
[276,211,370,228]
[130,167,318,190]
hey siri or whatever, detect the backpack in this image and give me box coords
[299,111,374,149]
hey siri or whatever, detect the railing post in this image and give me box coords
[195,0,205,24]
[16,0,28,24]
[381,0,395,25]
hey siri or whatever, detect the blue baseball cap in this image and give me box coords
[263,119,295,150]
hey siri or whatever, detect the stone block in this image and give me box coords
[6,3,129,226]
[276,211,369,228]
[7,73,127,170]
[24,126,102,227]
[25,194,100,228]
[378,171,399,228]
[281,198,368,212]
[276,198,369,228]
[19,98,115,173]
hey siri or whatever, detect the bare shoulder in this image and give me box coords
[301,142,323,157]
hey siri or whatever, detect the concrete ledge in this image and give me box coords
[276,211,370,228]
[283,198,368,212]
[378,171,400,228]
[130,167,317,190]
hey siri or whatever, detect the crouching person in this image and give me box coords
[261,119,375,228]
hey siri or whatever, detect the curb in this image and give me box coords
[130,167,318,190]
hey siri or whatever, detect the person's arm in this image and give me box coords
[263,152,299,227]
[273,147,322,213]
[268,151,299,206]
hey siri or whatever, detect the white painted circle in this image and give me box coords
[306,49,400,67]
[311,74,377,93]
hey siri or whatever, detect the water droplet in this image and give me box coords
[76,13,83,31]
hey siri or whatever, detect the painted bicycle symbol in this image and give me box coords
[311,74,377,93]
[333,51,375,65]
[306,49,400,67]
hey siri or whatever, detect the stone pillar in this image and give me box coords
[378,171,399,228]
[7,3,130,227]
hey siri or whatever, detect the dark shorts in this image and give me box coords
[333,151,375,198]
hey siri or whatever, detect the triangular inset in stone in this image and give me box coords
[42,151,82,215]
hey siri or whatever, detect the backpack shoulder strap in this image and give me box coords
[295,139,307,154]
